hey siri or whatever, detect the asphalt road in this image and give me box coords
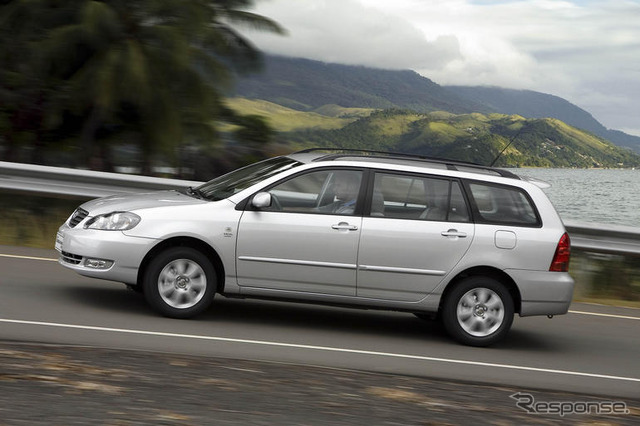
[1,245,639,410]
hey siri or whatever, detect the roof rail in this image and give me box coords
[292,148,521,179]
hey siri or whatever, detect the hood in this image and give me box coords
[80,190,207,215]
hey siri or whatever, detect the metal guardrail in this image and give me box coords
[0,161,203,198]
[1,161,639,257]
[564,221,640,257]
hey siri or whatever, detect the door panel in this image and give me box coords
[236,168,365,295]
[357,218,474,301]
[236,212,361,295]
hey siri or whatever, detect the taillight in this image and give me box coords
[550,232,571,272]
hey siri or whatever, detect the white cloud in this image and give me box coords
[244,0,462,70]
[245,0,640,135]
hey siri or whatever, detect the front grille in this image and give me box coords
[68,208,88,228]
[60,251,82,265]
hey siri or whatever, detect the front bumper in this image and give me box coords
[506,269,575,316]
[56,224,158,285]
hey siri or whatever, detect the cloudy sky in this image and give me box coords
[243,0,640,136]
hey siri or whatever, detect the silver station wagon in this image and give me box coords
[56,149,574,346]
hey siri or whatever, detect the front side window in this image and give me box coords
[196,157,301,201]
[371,172,469,222]
[263,169,364,215]
[468,182,539,226]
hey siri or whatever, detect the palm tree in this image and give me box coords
[2,0,284,171]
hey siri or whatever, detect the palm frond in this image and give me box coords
[221,9,285,35]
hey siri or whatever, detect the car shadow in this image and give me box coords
[204,297,449,343]
[66,285,451,342]
[64,286,560,350]
[207,298,566,351]
[493,329,560,351]
[64,285,150,315]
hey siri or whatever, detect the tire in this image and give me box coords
[441,276,514,347]
[143,247,217,319]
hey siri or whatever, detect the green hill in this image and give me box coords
[224,98,363,132]
[273,108,640,168]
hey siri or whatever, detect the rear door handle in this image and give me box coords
[332,222,358,231]
[441,229,467,238]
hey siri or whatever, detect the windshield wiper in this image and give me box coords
[185,186,205,199]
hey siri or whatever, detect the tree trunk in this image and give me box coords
[2,132,18,162]
[79,104,102,169]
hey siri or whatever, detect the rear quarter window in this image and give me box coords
[467,182,540,227]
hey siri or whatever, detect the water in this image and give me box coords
[509,168,640,227]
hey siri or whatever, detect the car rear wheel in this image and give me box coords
[143,247,216,318]
[442,276,514,347]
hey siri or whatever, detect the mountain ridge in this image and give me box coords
[234,55,490,114]
[445,86,639,152]
[232,55,640,153]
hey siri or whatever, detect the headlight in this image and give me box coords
[84,212,141,231]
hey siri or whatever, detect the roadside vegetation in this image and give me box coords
[571,252,640,308]
[0,0,284,174]
[0,193,85,248]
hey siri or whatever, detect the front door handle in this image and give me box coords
[332,222,358,231]
[441,229,467,238]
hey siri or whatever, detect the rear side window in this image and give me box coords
[467,182,540,226]
[371,172,470,222]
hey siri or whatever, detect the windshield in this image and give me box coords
[196,156,302,201]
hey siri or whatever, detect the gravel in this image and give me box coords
[0,342,638,425]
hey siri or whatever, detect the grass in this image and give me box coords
[0,192,85,249]
[370,114,424,137]
[312,104,375,118]
[225,98,358,132]
[572,297,640,309]
[550,118,610,151]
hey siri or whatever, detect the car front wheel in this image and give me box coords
[442,276,514,347]
[143,247,217,318]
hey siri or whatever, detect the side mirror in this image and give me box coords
[251,192,272,209]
